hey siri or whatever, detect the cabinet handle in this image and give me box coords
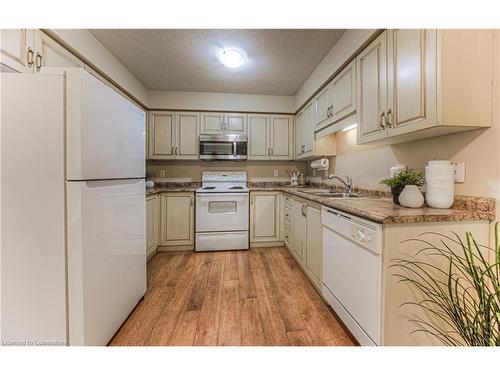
[190,196,194,206]
[386,109,393,128]
[171,146,175,155]
[27,48,34,67]
[379,111,386,130]
[175,146,178,155]
[35,52,42,71]
[267,148,270,156]
[270,148,273,156]
[251,195,254,205]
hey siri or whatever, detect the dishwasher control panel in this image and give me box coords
[321,207,382,254]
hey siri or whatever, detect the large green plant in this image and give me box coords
[392,223,500,346]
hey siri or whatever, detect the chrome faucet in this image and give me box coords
[328,174,353,194]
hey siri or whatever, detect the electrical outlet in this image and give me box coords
[273,169,278,177]
[453,162,465,183]
[159,170,166,178]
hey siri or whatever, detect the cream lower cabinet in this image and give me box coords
[249,191,282,246]
[159,192,195,250]
[304,203,322,290]
[146,194,159,258]
[283,194,322,292]
[248,114,294,160]
[357,29,495,145]
[148,111,200,160]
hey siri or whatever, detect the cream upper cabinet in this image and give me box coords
[201,112,225,133]
[248,114,293,160]
[270,115,293,159]
[148,111,176,159]
[331,60,357,123]
[34,30,84,73]
[356,31,388,144]
[225,113,247,134]
[146,195,159,257]
[148,111,200,160]
[176,112,200,159]
[304,204,322,289]
[248,114,270,159]
[159,192,194,247]
[201,112,247,135]
[1,29,35,73]
[358,29,494,145]
[250,192,282,243]
[314,84,332,131]
[296,101,336,161]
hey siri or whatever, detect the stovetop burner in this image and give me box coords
[229,186,243,190]
[201,186,216,190]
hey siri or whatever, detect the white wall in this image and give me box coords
[46,29,149,106]
[295,29,377,110]
[148,90,295,113]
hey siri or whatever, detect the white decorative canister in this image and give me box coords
[425,160,454,209]
[399,185,425,208]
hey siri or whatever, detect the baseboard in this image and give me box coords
[250,241,285,248]
[158,245,194,252]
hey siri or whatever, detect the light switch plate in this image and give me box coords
[453,162,465,183]
[273,169,279,177]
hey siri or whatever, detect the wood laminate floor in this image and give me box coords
[110,247,356,346]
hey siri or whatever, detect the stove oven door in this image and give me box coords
[196,193,249,232]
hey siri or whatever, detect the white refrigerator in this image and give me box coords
[1,68,146,346]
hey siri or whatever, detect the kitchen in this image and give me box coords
[1,7,500,374]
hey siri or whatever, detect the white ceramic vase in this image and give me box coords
[398,185,424,208]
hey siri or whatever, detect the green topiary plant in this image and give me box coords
[392,223,500,346]
[380,169,425,204]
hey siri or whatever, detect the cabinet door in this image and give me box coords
[291,200,305,264]
[200,112,224,134]
[160,193,194,246]
[0,29,34,73]
[176,112,200,159]
[250,192,281,243]
[225,113,247,134]
[357,32,388,144]
[146,195,159,256]
[34,31,84,73]
[148,112,176,159]
[331,61,357,123]
[302,102,315,155]
[270,115,293,160]
[305,205,322,288]
[314,84,332,130]
[295,110,304,158]
[247,114,270,160]
[386,29,437,137]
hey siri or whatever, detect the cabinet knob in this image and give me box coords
[27,47,34,67]
[386,109,393,128]
[379,111,386,130]
[35,52,42,71]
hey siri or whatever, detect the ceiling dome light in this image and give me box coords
[218,49,246,68]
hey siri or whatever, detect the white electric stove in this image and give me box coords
[195,171,249,252]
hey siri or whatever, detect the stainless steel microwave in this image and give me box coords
[199,134,248,161]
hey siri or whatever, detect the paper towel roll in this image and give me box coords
[310,158,329,170]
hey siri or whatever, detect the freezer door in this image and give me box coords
[66,179,146,345]
[66,68,145,180]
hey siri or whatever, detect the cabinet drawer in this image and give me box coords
[284,228,292,248]
[284,195,293,208]
[284,207,292,224]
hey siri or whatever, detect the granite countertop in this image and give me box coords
[146,182,495,224]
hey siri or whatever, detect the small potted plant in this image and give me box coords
[380,169,425,205]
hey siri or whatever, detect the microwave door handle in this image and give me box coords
[233,139,237,157]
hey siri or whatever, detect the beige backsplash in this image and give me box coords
[147,160,307,182]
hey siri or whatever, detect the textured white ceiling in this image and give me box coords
[89,29,345,95]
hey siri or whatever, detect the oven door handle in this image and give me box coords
[196,193,249,197]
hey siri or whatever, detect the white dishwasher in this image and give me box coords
[321,206,383,346]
